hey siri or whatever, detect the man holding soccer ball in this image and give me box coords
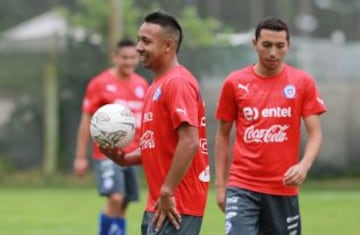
[214,17,327,235]
[101,11,210,235]
[74,39,148,235]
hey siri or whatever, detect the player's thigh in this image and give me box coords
[225,187,261,235]
[94,159,125,196]
[123,166,140,202]
[141,211,203,235]
[260,194,301,235]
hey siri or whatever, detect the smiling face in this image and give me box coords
[253,29,290,76]
[136,22,170,71]
[112,45,139,77]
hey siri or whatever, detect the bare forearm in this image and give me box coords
[301,115,323,171]
[300,131,322,171]
[214,132,230,188]
[123,148,142,166]
[75,114,91,159]
[161,138,198,196]
[103,147,142,166]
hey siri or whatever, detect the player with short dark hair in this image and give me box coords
[101,11,210,235]
[74,39,149,235]
[214,16,327,235]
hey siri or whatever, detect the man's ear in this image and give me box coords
[165,37,176,53]
[251,38,257,49]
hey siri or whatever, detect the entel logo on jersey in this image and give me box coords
[243,106,292,121]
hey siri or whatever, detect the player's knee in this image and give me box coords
[108,193,125,207]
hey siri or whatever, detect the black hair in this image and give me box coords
[143,11,183,53]
[116,39,136,48]
[255,16,290,41]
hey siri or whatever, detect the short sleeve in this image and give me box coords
[215,76,237,121]
[302,75,327,117]
[82,79,103,115]
[164,78,199,129]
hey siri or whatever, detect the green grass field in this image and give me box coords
[0,187,360,235]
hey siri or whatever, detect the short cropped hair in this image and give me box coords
[116,39,136,49]
[143,11,183,53]
[255,16,290,42]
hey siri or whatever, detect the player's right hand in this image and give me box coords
[216,185,226,213]
[153,194,181,232]
[99,144,126,166]
[74,157,88,177]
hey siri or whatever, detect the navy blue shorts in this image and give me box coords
[225,187,301,235]
[94,159,139,203]
[141,211,203,235]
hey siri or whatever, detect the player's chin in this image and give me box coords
[141,61,151,68]
[122,68,134,76]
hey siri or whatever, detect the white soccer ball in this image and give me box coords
[90,104,136,148]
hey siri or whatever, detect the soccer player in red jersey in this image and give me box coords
[100,12,210,235]
[214,17,327,235]
[74,39,149,235]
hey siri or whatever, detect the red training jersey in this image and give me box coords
[82,69,149,160]
[216,64,327,196]
[140,65,209,216]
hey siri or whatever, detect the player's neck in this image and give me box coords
[153,57,179,79]
[253,63,285,78]
[111,68,131,80]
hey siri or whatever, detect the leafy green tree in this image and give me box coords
[59,0,232,48]
[59,0,143,41]
[179,6,232,48]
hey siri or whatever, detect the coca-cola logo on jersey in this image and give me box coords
[244,125,289,143]
[140,130,155,149]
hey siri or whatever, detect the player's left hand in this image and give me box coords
[99,144,126,165]
[283,163,308,186]
[152,194,181,233]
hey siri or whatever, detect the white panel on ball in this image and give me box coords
[90,104,136,148]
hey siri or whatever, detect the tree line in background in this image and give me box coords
[1,0,360,42]
[1,0,359,176]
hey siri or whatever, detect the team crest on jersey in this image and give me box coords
[135,86,145,98]
[152,87,162,100]
[283,85,296,99]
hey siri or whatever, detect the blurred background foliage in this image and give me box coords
[2,0,360,40]
[0,0,359,180]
